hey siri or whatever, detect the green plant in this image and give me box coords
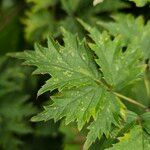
[1,0,150,149]
[23,0,128,42]
[10,13,150,149]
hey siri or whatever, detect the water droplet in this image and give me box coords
[82,54,86,60]
[63,71,73,77]
[77,91,79,94]
[116,66,119,71]
[53,107,57,110]
[81,107,85,111]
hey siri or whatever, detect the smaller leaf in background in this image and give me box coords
[23,0,129,44]
[0,58,37,150]
[98,14,150,59]
[107,125,150,150]
[98,110,149,150]
[22,10,58,42]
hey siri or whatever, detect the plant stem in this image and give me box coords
[96,78,149,111]
[113,91,148,110]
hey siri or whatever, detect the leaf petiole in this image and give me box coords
[113,91,149,111]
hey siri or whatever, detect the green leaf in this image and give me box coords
[22,10,57,42]
[96,110,148,150]
[23,0,128,43]
[107,125,150,150]
[78,19,143,91]
[98,14,150,59]
[11,28,124,148]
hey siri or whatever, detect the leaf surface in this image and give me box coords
[78,19,143,90]
[98,14,150,59]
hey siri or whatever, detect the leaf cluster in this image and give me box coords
[11,16,150,149]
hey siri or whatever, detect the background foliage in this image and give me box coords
[0,0,150,150]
